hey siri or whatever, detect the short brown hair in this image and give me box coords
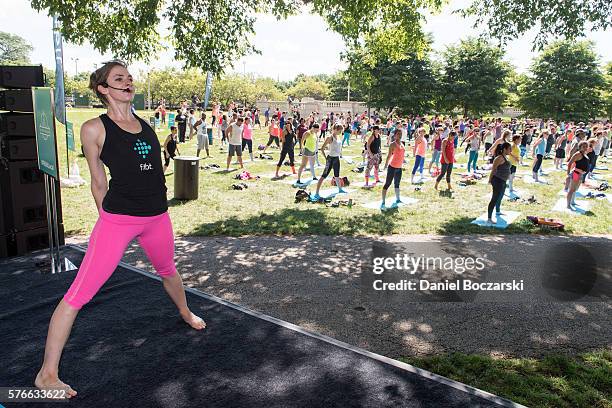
[89,60,127,106]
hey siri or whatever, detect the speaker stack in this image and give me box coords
[0,65,64,258]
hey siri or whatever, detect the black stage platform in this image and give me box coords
[0,246,523,408]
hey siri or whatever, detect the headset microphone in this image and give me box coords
[102,82,131,92]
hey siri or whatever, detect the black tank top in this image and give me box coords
[283,131,296,147]
[369,136,381,154]
[99,114,168,216]
[575,152,590,172]
[493,155,511,181]
[167,137,177,156]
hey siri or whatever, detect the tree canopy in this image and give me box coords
[368,56,438,115]
[287,76,330,101]
[518,40,606,121]
[28,0,612,75]
[0,31,33,64]
[438,38,509,117]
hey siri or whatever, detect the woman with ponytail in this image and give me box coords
[487,142,512,225]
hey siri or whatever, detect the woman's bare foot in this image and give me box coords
[181,310,206,330]
[35,370,77,399]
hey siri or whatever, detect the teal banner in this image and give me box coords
[168,112,176,128]
[66,121,75,152]
[32,87,59,179]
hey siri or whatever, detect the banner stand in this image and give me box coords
[33,87,76,274]
[44,174,76,274]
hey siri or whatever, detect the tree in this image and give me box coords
[327,71,366,102]
[0,31,33,64]
[212,74,256,107]
[148,68,206,107]
[502,67,524,108]
[439,38,508,117]
[518,40,605,121]
[368,56,438,115]
[287,77,330,100]
[30,0,610,75]
[463,0,611,50]
[64,73,96,100]
[604,62,612,119]
[253,78,286,102]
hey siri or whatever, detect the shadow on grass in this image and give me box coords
[190,207,400,236]
[167,198,191,207]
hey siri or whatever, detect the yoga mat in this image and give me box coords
[523,175,548,184]
[361,198,419,209]
[471,211,521,229]
[411,176,432,184]
[355,180,386,188]
[504,189,525,200]
[288,178,317,187]
[318,188,352,199]
[262,172,292,180]
[551,198,592,215]
[558,188,589,198]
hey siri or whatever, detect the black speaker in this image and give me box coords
[0,112,36,137]
[0,224,64,257]
[0,234,8,258]
[0,89,34,112]
[0,65,44,89]
[0,161,63,234]
[0,134,37,161]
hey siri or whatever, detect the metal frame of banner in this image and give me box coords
[33,87,76,274]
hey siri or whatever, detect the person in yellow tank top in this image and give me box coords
[507,135,521,193]
[296,124,319,184]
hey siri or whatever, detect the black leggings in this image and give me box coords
[532,154,543,173]
[589,154,598,173]
[164,152,175,167]
[321,156,340,178]
[267,135,280,147]
[383,165,402,189]
[242,138,253,153]
[488,176,506,219]
[436,163,453,183]
[277,144,295,167]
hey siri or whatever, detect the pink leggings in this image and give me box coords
[63,208,177,310]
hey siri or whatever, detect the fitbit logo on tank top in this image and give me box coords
[133,139,152,158]
[133,139,153,171]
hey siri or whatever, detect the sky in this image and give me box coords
[2,0,611,81]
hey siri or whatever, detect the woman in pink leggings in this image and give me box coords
[35,60,205,398]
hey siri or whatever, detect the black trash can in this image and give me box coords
[174,156,200,200]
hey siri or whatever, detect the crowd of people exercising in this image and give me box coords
[165,104,610,221]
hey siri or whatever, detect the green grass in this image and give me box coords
[58,108,611,237]
[402,350,612,408]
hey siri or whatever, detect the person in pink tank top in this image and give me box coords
[241,117,254,161]
[435,130,456,191]
[411,128,427,183]
[381,129,406,209]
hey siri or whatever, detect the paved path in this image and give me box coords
[67,234,612,360]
